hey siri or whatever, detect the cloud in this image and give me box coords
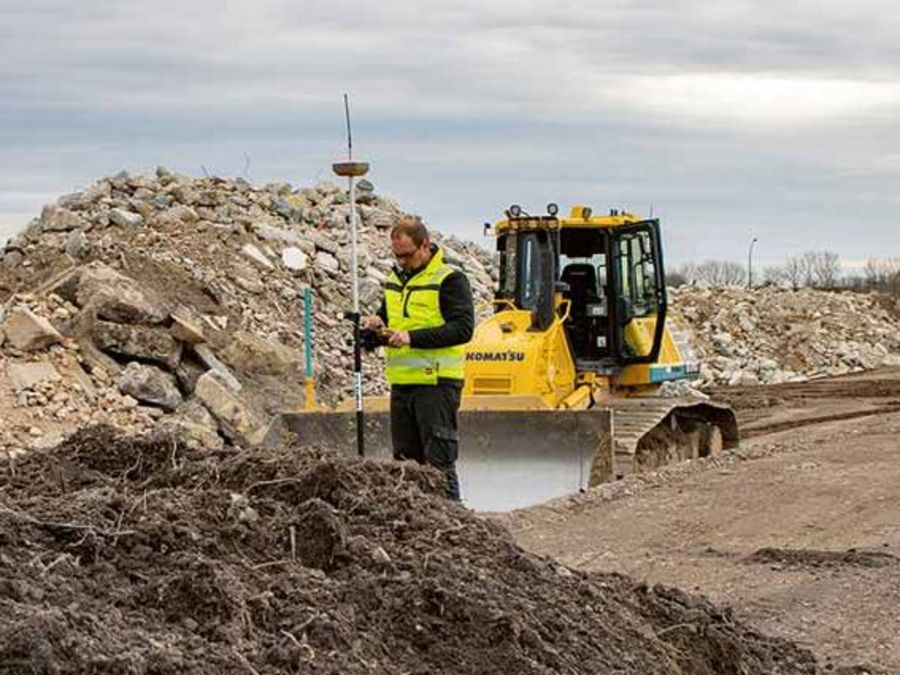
[2,0,900,266]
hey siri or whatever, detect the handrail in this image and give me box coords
[554,298,572,325]
[540,298,573,395]
[476,298,518,313]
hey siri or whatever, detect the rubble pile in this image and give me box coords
[0,170,495,456]
[0,427,822,674]
[670,286,900,387]
[4,170,900,457]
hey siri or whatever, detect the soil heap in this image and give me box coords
[0,427,821,674]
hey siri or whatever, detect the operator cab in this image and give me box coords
[558,227,610,366]
[495,205,667,371]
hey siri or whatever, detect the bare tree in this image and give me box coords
[864,258,885,287]
[667,262,699,286]
[667,269,688,287]
[800,251,818,287]
[783,256,805,290]
[762,265,786,286]
[674,251,841,290]
[778,252,842,289]
[811,251,841,288]
[721,261,748,286]
[695,260,746,287]
[864,257,900,294]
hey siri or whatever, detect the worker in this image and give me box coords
[364,216,474,501]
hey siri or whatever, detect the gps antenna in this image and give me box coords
[332,94,370,457]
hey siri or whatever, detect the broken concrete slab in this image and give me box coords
[310,231,340,255]
[177,397,219,429]
[194,371,258,442]
[282,246,309,273]
[40,205,90,232]
[108,208,144,229]
[93,321,182,370]
[220,330,300,376]
[116,361,184,412]
[240,243,275,271]
[75,262,168,324]
[174,357,205,394]
[2,306,63,351]
[192,344,241,392]
[65,230,91,259]
[255,224,304,246]
[170,313,205,344]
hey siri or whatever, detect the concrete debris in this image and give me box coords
[170,313,205,345]
[108,208,144,229]
[93,320,182,370]
[315,250,340,275]
[75,262,169,324]
[240,242,275,270]
[670,286,900,388]
[219,330,300,376]
[40,204,90,232]
[4,170,898,458]
[194,370,259,442]
[2,306,63,351]
[192,343,242,392]
[65,230,91,259]
[281,246,308,272]
[115,361,184,412]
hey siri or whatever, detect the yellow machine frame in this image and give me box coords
[462,205,694,410]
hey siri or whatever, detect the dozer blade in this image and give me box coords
[279,409,612,512]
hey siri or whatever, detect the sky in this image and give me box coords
[2,0,899,271]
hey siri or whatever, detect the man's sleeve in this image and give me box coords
[408,271,474,349]
[376,297,387,324]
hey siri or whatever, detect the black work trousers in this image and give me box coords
[390,380,462,501]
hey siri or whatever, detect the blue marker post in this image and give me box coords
[302,286,316,410]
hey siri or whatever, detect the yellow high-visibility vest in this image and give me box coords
[384,247,466,385]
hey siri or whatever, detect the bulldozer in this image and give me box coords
[281,204,738,511]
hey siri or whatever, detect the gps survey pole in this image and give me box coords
[333,94,369,457]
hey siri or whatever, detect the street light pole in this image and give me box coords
[747,237,758,289]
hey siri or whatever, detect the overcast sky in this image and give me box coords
[2,0,899,270]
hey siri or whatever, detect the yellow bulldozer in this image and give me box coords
[283,204,738,511]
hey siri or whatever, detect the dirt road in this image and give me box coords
[507,369,900,673]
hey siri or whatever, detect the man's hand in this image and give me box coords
[387,330,411,347]
[363,315,385,331]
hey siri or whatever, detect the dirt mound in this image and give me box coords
[746,547,899,570]
[0,428,822,674]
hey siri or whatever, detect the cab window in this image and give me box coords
[616,230,658,317]
[517,232,542,309]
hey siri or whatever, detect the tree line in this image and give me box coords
[668,251,900,293]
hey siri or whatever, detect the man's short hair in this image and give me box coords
[390,216,429,246]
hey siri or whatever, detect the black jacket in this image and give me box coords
[377,247,475,349]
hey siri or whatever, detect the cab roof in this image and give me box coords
[494,205,645,232]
